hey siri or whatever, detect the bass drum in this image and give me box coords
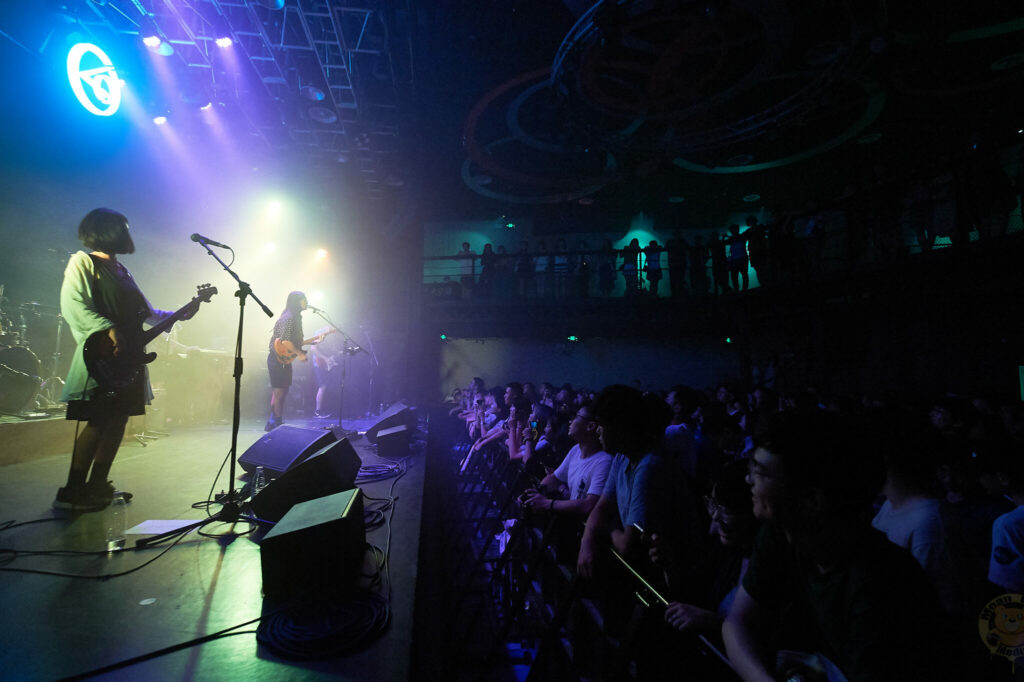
[0,345,42,414]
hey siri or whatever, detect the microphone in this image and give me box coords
[190,233,231,249]
[306,305,323,313]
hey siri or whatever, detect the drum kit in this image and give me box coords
[0,285,65,416]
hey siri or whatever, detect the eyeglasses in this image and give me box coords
[746,458,772,480]
[703,495,745,529]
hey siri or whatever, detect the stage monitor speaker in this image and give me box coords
[238,425,335,475]
[376,424,409,458]
[251,437,363,522]
[365,401,415,444]
[260,488,365,600]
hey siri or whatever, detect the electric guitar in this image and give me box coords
[83,284,217,391]
[273,329,337,365]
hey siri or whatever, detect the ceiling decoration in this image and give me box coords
[458,0,1024,209]
[6,1,1024,219]
[461,67,620,204]
[31,0,411,200]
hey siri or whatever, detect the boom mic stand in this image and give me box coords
[137,240,274,548]
[310,309,367,439]
[359,324,380,418]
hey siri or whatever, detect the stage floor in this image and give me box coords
[0,416,426,681]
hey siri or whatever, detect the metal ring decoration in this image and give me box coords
[662,55,855,156]
[506,80,587,154]
[672,73,886,174]
[551,0,793,122]
[461,137,617,204]
[461,66,620,202]
[463,67,617,189]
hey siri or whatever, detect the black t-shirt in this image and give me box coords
[743,524,963,681]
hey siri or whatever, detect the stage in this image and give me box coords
[0,415,427,680]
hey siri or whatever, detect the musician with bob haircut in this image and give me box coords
[55,208,181,511]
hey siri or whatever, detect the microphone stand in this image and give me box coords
[359,325,380,418]
[310,310,367,439]
[137,241,274,547]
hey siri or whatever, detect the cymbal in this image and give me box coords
[20,302,59,313]
[197,348,232,357]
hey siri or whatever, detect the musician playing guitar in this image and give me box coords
[266,291,323,431]
[56,209,204,512]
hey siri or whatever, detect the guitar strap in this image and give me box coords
[87,254,148,327]
[79,256,114,395]
[87,255,112,320]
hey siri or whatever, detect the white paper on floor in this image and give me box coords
[126,520,197,535]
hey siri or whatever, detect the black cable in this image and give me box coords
[376,454,409,601]
[255,590,391,660]
[355,462,403,483]
[58,620,259,681]
[45,430,416,671]
[196,518,259,539]
[0,527,192,579]
[0,517,64,533]
[363,508,386,531]
[197,448,235,517]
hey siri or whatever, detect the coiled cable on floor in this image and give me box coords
[255,590,391,659]
[355,462,403,483]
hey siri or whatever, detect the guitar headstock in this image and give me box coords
[195,283,218,302]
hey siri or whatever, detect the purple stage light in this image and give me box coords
[215,37,233,48]
[143,36,161,48]
[153,116,167,125]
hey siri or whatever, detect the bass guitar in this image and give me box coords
[273,329,336,365]
[83,284,217,391]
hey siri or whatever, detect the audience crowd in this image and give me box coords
[444,375,1024,680]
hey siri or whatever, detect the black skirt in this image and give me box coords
[66,373,147,422]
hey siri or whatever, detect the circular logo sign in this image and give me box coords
[66,43,122,117]
[979,593,1024,664]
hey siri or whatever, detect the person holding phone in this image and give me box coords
[522,404,611,519]
[506,395,533,463]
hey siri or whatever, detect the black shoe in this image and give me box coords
[88,480,133,504]
[53,485,108,512]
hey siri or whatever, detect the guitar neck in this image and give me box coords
[302,329,337,346]
[141,305,194,346]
